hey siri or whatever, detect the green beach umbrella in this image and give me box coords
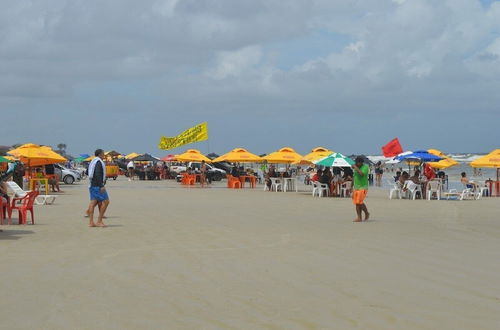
[0,156,10,163]
[314,153,355,167]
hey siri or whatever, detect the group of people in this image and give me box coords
[126,160,170,181]
[309,167,354,196]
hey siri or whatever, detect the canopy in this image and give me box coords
[212,148,262,163]
[314,153,354,167]
[396,150,443,162]
[0,156,10,163]
[125,152,142,159]
[385,151,412,164]
[427,149,458,170]
[262,147,302,164]
[73,156,88,163]
[79,153,90,158]
[470,149,500,168]
[161,154,178,162]
[131,154,159,162]
[8,144,67,166]
[294,147,333,165]
[176,149,212,163]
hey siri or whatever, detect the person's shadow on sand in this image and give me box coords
[0,229,35,240]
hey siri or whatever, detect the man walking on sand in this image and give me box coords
[352,156,370,222]
[87,149,110,227]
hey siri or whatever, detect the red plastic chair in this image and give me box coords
[0,197,12,225]
[12,191,38,225]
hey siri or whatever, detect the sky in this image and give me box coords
[1,0,500,156]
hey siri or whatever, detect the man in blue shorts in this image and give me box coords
[87,149,109,227]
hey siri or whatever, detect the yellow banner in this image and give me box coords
[158,122,208,150]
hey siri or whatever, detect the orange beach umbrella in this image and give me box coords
[294,147,334,165]
[176,149,212,163]
[8,144,67,167]
[212,148,262,163]
[262,147,302,164]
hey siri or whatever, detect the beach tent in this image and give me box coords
[385,151,412,164]
[8,144,67,167]
[125,152,142,159]
[294,147,333,165]
[314,153,354,167]
[161,154,177,162]
[212,148,262,163]
[262,147,302,164]
[176,149,212,163]
[131,154,159,162]
[427,149,458,169]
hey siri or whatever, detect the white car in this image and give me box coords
[171,162,226,181]
[54,164,81,184]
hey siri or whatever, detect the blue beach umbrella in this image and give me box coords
[396,150,443,162]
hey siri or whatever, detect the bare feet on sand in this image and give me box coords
[95,222,106,228]
[353,218,362,222]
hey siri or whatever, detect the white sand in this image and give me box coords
[1,178,499,329]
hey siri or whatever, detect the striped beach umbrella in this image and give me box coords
[314,153,355,167]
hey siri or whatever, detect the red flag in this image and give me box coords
[382,138,403,157]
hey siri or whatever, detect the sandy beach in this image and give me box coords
[1,179,499,329]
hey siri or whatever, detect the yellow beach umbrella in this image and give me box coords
[427,149,459,169]
[8,144,67,166]
[470,149,500,168]
[176,149,212,163]
[212,148,262,163]
[262,147,302,164]
[294,146,334,165]
[125,152,142,159]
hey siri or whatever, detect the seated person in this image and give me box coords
[231,165,240,178]
[394,171,401,182]
[311,169,322,182]
[410,170,422,184]
[265,166,278,190]
[460,172,478,190]
[399,171,409,187]
[319,170,331,185]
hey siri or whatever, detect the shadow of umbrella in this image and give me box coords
[0,229,35,240]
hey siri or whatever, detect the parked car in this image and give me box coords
[54,164,81,184]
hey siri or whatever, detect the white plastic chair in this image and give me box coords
[312,181,329,197]
[340,181,352,197]
[270,178,282,192]
[5,181,56,205]
[476,186,489,200]
[389,181,403,199]
[404,181,422,200]
[427,180,441,200]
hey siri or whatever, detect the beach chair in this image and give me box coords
[427,180,442,200]
[5,181,56,206]
[389,181,403,199]
[404,181,422,200]
[340,181,352,197]
[0,196,12,225]
[443,188,475,200]
[312,181,329,197]
[475,186,489,200]
[270,178,282,192]
[11,191,38,225]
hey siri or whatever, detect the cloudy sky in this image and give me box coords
[1,0,499,156]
